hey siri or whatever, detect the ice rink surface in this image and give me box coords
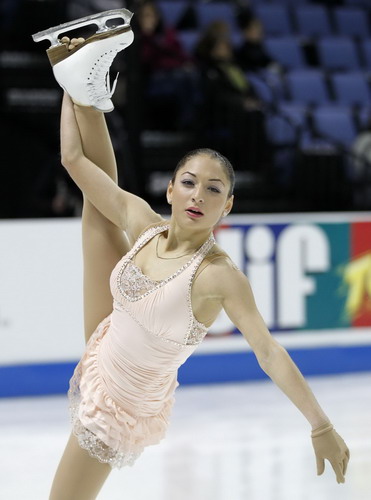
[0,371,370,500]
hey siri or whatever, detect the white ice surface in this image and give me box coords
[0,372,370,500]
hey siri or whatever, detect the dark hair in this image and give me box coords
[136,0,164,35]
[195,21,230,63]
[236,8,255,31]
[172,148,235,197]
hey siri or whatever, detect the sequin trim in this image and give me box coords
[184,237,215,346]
[117,261,163,301]
[71,415,140,468]
[116,224,215,303]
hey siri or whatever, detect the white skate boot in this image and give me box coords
[32,9,134,112]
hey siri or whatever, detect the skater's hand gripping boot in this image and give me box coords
[32,9,134,112]
[311,422,350,483]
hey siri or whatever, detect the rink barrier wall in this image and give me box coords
[2,215,371,397]
[1,342,371,397]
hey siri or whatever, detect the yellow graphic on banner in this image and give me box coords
[344,253,371,318]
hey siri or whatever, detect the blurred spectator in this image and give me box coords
[196,19,231,43]
[352,115,371,179]
[351,116,371,207]
[136,0,190,71]
[135,0,199,129]
[195,21,259,110]
[195,22,271,173]
[235,9,280,73]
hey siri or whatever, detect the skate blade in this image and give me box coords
[32,8,133,47]
[46,26,133,67]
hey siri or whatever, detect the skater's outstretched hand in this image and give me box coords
[311,423,350,483]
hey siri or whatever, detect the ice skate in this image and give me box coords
[32,9,134,112]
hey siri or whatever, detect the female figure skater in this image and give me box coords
[32,9,349,500]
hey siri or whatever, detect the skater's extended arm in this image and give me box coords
[60,92,162,237]
[206,258,350,483]
[220,264,330,428]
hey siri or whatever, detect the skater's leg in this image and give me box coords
[55,36,130,341]
[49,433,111,500]
[49,37,128,500]
[74,103,130,341]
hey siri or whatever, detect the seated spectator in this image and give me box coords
[197,19,231,44]
[351,116,371,207]
[195,23,271,174]
[352,129,371,180]
[136,0,198,129]
[137,0,189,72]
[235,9,280,72]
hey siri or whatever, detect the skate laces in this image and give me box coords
[87,49,121,105]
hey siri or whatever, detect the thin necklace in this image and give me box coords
[155,235,195,260]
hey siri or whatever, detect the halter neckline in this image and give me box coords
[116,223,215,303]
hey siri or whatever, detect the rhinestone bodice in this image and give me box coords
[117,261,162,301]
[109,223,215,348]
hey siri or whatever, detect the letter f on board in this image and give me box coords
[276,225,330,329]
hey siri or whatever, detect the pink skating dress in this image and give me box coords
[68,223,215,468]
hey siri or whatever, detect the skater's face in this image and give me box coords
[211,39,233,61]
[245,19,264,42]
[167,154,233,228]
[138,4,159,34]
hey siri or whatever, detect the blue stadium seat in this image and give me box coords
[332,72,371,106]
[157,1,189,28]
[195,3,236,30]
[294,5,332,38]
[286,70,330,105]
[251,69,286,102]
[231,32,243,48]
[361,39,371,70]
[280,103,308,126]
[318,37,360,71]
[266,102,308,187]
[313,106,357,147]
[255,5,292,36]
[266,103,307,145]
[246,73,275,104]
[334,7,370,38]
[177,31,199,56]
[264,37,306,69]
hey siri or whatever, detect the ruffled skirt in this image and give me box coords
[68,315,175,469]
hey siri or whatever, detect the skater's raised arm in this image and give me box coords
[60,92,162,237]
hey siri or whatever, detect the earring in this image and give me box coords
[223,211,228,217]
[168,200,172,205]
